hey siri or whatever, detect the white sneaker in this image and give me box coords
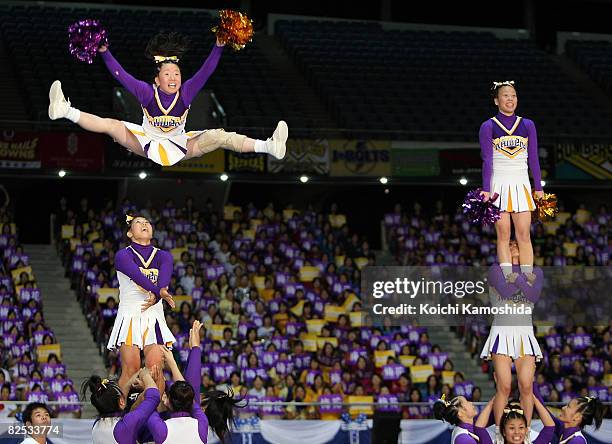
[48,80,70,120]
[265,120,288,160]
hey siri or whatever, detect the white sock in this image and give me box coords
[66,107,81,123]
[500,263,512,277]
[520,264,533,274]
[254,139,267,153]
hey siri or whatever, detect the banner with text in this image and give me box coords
[330,140,391,177]
[226,152,267,173]
[164,149,224,173]
[40,132,104,171]
[554,142,612,180]
[0,130,41,169]
[391,148,440,177]
[268,138,330,174]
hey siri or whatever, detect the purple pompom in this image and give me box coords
[462,188,501,226]
[68,19,108,64]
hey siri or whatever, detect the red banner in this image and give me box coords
[40,132,104,171]
[0,130,41,169]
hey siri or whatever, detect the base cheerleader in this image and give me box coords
[49,32,288,166]
[534,383,604,443]
[479,81,543,279]
[107,215,176,393]
[474,395,555,444]
[480,241,543,436]
[434,394,492,443]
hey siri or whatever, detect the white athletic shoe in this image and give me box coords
[48,80,71,120]
[265,120,288,160]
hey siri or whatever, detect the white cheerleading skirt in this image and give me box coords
[490,170,535,213]
[123,121,204,167]
[107,299,175,351]
[480,325,542,361]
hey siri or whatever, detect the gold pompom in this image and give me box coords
[212,10,254,51]
[532,192,559,222]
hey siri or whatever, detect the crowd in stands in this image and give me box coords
[0,206,81,419]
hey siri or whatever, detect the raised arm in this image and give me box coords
[147,411,168,444]
[115,369,160,442]
[525,119,543,191]
[185,320,203,399]
[532,394,556,444]
[488,265,519,300]
[475,397,495,428]
[180,43,224,105]
[100,47,153,105]
[514,268,544,303]
[533,382,564,436]
[115,249,162,297]
[479,120,493,193]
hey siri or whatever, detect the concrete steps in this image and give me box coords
[25,244,107,418]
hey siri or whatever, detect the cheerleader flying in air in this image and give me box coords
[49,32,288,166]
[480,241,543,441]
[479,81,543,277]
[107,215,176,395]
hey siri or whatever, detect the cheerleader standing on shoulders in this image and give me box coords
[480,240,543,439]
[479,81,543,277]
[107,215,176,394]
[49,32,287,166]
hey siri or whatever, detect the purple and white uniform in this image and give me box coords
[92,387,160,444]
[451,423,479,444]
[101,45,223,166]
[147,346,209,443]
[480,264,543,361]
[107,243,176,350]
[480,112,542,212]
[474,423,554,444]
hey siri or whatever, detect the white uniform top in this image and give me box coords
[559,431,587,444]
[451,426,478,443]
[163,417,204,444]
[140,88,188,140]
[92,417,120,444]
[20,437,46,444]
[491,116,529,175]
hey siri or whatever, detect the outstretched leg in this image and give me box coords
[186,121,288,160]
[48,80,144,156]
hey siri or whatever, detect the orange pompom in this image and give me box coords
[532,192,559,223]
[212,10,254,51]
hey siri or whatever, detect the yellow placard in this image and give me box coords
[88,231,100,243]
[172,295,193,312]
[243,229,255,240]
[37,344,62,363]
[399,355,416,368]
[410,365,434,383]
[291,300,305,317]
[329,214,347,228]
[534,321,554,337]
[0,223,16,235]
[563,242,578,257]
[306,319,326,334]
[442,371,456,386]
[302,333,317,352]
[575,209,590,224]
[342,294,360,311]
[250,219,262,231]
[93,242,104,254]
[11,266,34,282]
[299,266,320,282]
[69,238,80,252]
[97,287,119,303]
[317,337,338,349]
[253,276,266,292]
[170,247,188,262]
[349,311,363,327]
[374,350,396,368]
[283,208,299,221]
[555,212,571,225]
[543,221,560,235]
[61,225,75,239]
[604,373,612,387]
[355,257,369,270]
[224,205,241,221]
[347,396,374,416]
[324,305,344,322]
[335,255,345,268]
[210,324,231,341]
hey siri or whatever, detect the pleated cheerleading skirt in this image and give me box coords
[490,171,536,213]
[480,325,542,361]
[107,300,175,351]
[123,121,204,167]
